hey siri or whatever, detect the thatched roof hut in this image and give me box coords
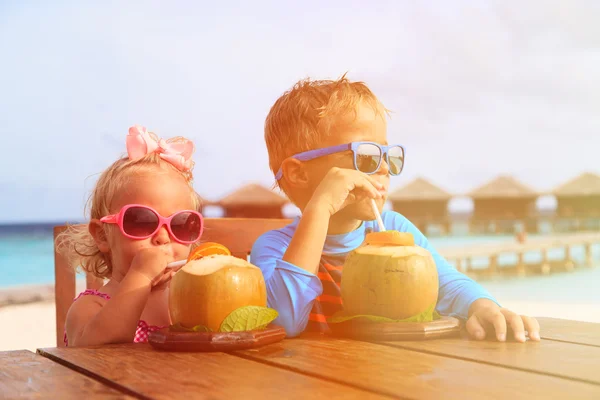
[553,172,600,197]
[218,183,289,218]
[469,176,537,200]
[468,175,538,233]
[389,177,452,202]
[552,172,600,217]
[389,177,452,233]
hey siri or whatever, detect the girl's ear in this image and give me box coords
[280,158,310,188]
[89,220,110,253]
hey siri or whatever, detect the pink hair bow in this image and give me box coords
[126,125,195,172]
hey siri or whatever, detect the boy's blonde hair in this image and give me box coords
[264,73,389,187]
[56,152,201,279]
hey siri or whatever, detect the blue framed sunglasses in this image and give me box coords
[275,141,405,180]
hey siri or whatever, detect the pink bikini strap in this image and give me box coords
[64,290,111,346]
[73,289,111,302]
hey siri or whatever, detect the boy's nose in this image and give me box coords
[152,225,171,246]
[377,157,390,175]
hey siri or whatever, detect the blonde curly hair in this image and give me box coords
[56,146,201,279]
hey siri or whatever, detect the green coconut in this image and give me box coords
[341,231,439,320]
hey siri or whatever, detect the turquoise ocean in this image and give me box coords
[1,223,599,305]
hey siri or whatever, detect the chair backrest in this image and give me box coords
[53,217,292,346]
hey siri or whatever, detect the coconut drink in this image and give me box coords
[168,244,278,332]
[340,231,439,321]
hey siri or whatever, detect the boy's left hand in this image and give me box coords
[466,299,540,342]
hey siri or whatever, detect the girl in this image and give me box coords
[58,125,204,346]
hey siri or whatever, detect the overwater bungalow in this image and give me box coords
[468,176,538,234]
[217,183,289,218]
[552,172,600,232]
[388,177,452,235]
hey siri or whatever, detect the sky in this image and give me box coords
[1,0,599,223]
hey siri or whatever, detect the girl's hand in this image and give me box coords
[129,247,171,285]
[150,269,176,292]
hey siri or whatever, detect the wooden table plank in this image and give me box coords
[38,344,391,400]
[380,335,600,385]
[538,317,600,347]
[233,337,600,400]
[0,350,131,399]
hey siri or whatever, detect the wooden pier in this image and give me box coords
[437,232,600,279]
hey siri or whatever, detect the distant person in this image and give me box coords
[57,125,203,346]
[515,223,527,243]
[516,231,527,244]
[251,75,540,342]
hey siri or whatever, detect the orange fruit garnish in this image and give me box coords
[188,242,232,261]
[365,231,415,246]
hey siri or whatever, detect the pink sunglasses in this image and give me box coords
[100,204,204,244]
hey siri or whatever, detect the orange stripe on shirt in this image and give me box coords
[317,272,335,282]
[323,263,343,271]
[308,313,327,323]
[316,294,343,305]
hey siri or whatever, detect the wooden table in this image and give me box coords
[3,317,600,399]
[0,349,131,399]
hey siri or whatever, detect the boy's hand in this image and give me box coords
[307,167,384,216]
[466,299,540,342]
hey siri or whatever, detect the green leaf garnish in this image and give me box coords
[219,306,279,332]
[170,322,212,332]
[328,303,440,324]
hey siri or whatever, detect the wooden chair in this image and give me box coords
[53,218,292,347]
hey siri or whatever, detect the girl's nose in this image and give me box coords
[152,225,171,246]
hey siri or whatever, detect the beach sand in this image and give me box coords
[0,301,57,351]
[0,299,598,352]
[0,280,86,352]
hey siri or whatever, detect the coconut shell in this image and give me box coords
[341,244,438,319]
[169,255,267,331]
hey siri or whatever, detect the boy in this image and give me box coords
[251,75,540,342]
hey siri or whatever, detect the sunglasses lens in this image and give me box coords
[388,146,405,175]
[355,143,382,173]
[171,212,202,242]
[123,207,159,238]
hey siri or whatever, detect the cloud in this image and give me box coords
[0,1,599,222]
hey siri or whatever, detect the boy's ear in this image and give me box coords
[89,220,110,253]
[281,158,310,187]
